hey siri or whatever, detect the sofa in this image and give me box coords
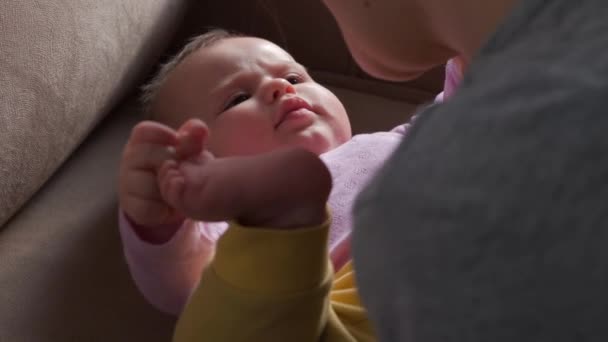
[0,1,442,340]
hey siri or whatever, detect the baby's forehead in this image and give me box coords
[218,36,294,57]
[196,37,297,72]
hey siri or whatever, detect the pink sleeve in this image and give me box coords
[118,210,228,315]
[435,57,464,102]
[443,57,464,99]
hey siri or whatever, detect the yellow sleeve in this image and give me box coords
[172,215,376,342]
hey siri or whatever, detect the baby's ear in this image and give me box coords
[176,118,209,160]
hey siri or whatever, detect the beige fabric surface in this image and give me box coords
[0,0,189,227]
[0,85,414,341]
[0,100,175,342]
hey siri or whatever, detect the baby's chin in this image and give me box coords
[214,132,348,157]
[293,136,345,156]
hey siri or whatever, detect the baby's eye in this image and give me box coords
[285,75,302,85]
[224,93,250,111]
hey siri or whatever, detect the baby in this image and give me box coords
[118,30,462,339]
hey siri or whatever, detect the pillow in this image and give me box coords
[0,0,189,227]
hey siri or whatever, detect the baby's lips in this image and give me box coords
[274,96,313,128]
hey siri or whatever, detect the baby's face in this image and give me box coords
[154,37,352,157]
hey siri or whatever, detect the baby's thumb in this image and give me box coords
[176,118,209,160]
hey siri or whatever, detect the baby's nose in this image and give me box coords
[265,78,295,103]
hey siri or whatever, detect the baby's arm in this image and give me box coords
[119,212,227,314]
[118,121,185,231]
[118,120,223,314]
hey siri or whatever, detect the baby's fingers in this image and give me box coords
[123,121,179,171]
[120,169,162,199]
[130,121,178,145]
[158,160,186,208]
[122,143,177,171]
[122,196,181,227]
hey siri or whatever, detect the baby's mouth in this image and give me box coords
[275,96,314,129]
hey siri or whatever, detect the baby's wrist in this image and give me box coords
[124,212,183,244]
[238,204,328,230]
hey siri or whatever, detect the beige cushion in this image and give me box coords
[0,100,175,341]
[0,0,189,227]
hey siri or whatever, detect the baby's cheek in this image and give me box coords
[205,128,236,157]
[206,119,243,156]
[326,103,352,141]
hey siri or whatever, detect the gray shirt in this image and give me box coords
[353,0,608,341]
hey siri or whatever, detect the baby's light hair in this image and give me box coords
[140,29,242,119]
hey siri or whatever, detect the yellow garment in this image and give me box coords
[173,216,375,341]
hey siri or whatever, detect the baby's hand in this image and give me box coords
[159,143,332,230]
[119,121,185,229]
